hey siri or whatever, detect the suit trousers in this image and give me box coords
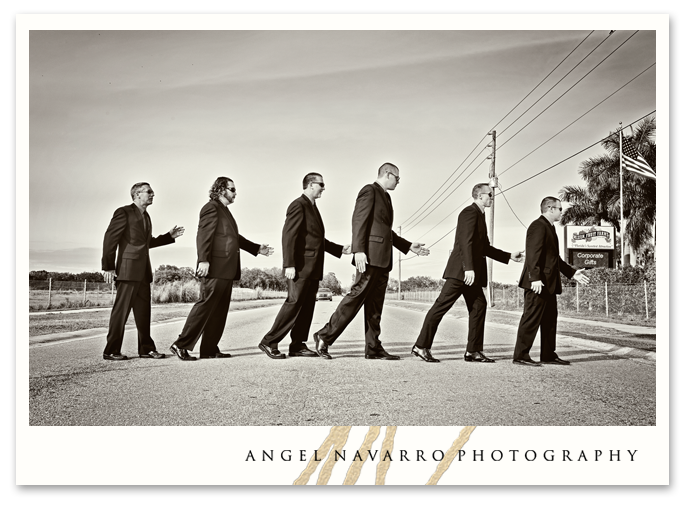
[414,277,488,352]
[315,265,389,354]
[513,289,559,361]
[104,280,156,355]
[173,277,233,356]
[261,277,319,351]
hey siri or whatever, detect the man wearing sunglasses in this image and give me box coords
[258,172,351,359]
[101,182,185,360]
[412,182,524,363]
[313,162,429,360]
[170,177,273,361]
[513,196,589,366]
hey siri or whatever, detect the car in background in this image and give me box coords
[316,288,333,301]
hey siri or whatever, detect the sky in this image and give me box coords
[27,25,657,286]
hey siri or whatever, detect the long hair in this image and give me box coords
[209,177,233,201]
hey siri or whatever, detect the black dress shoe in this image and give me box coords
[411,345,440,363]
[200,352,232,359]
[288,345,319,358]
[139,350,166,359]
[313,333,332,360]
[464,351,495,363]
[512,357,542,367]
[170,344,197,361]
[541,357,571,365]
[366,349,400,360]
[258,343,286,359]
[103,353,128,361]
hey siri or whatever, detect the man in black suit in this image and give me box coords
[411,183,524,363]
[313,162,429,360]
[170,177,273,361]
[513,196,589,366]
[101,182,184,360]
[258,173,351,359]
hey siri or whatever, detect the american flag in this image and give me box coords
[621,136,656,180]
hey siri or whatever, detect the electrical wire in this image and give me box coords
[417,110,656,253]
[496,30,616,140]
[498,62,656,178]
[398,30,596,228]
[496,31,639,151]
[403,31,638,235]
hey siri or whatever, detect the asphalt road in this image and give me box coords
[29,298,656,426]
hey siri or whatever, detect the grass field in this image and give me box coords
[28,299,287,337]
[29,286,287,312]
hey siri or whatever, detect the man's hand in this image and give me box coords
[285,267,296,280]
[464,270,475,286]
[169,225,185,238]
[259,244,274,256]
[103,270,116,283]
[354,252,368,273]
[343,244,352,255]
[573,268,590,285]
[511,250,525,263]
[411,243,430,256]
[531,280,544,294]
[197,261,210,277]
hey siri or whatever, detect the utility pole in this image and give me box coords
[487,130,497,306]
[398,225,402,300]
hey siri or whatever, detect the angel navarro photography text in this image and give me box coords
[245,448,639,463]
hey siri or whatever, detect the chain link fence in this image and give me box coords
[29,279,287,311]
[386,281,656,320]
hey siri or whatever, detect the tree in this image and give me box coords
[319,272,343,295]
[559,116,656,253]
[154,265,196,284]
[387,278,400,293]
[400,276,444,291]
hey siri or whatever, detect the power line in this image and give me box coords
[407,62,653,243]
[403,31,637,236]
[496,31,639,151]
[419,111,656,252]
[398,30,596,228]
[496,30,616,140]
[498,62,656,178]
[497,183,528,229]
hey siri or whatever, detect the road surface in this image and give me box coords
[29,298,656,426]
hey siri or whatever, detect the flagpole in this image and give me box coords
[619,125,625,268]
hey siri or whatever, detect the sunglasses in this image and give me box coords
[226,187,237,193]
[550,206,563,211]
[387,172,400,183]
[311,182,325,188]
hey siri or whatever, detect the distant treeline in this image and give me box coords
[29,263,655,294]
[29,265,345,296]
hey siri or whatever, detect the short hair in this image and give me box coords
[540,196,560,213]
[302,172,323,189]
[209,177,234,201]
[377,162,398,178]
[471,183,490,199]
[130,182,151,200]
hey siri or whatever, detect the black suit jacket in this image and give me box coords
[351,183,411,272]
[282,194,343,280]
[443,203,511,286]
[196,199,261,280]
[101,203,174,282]
[518,215,576,294]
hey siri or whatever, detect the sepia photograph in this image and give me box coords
[15,10,671,488]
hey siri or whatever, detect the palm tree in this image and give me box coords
[560,116,656,253]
